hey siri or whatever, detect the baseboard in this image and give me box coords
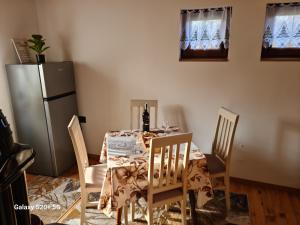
[231,176,300,193]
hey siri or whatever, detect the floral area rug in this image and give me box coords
[195,190,250,225]
[60,190,250,225]
[27,175,81,224]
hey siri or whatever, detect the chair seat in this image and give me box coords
[138,188,183,204]
[85,164,107,189]
[204,154,226,174]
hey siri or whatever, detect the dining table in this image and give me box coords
[98,129,213,225]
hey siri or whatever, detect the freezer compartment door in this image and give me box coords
[39,61,75,98]
[44,94,78,176]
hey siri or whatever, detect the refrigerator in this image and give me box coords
[6,61,78,177]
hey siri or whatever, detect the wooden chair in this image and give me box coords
[130,99,158,130]
[134,133,192,225]
[205,107,239,211]
[68,115,107,225]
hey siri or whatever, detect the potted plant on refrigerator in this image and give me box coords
[27,34,50,64]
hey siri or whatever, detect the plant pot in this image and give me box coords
[36,54,45,64]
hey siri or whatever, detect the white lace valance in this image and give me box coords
[263,3,300,48]
[180,7,231,50]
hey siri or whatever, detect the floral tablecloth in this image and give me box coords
[98,130,213,217]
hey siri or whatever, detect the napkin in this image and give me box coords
[107,136,137,156]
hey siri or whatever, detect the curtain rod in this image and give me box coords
[181,7,231,14]
[267,2,300,7]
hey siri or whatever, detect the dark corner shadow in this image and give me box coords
[161,104,188,132]
[57,10,74,60]
[276,118,300,161]
[59,33,72,60]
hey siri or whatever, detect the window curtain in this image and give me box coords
[263,4,300,48]
[180,7,231,50]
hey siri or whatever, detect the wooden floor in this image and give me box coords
[231,179,300,225]
[26,157,300,225]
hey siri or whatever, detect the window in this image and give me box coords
[261,2,300,59]
[180,7,232,61]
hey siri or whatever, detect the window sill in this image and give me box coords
[179,58,228,62]
[261,47,300,61]
[180,48,229,62]
[261,57,300,61]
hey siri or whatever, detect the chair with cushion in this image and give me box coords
[205,107,239,211]
[130,99,158,130]
[68,115,107,225]
[134,133,192,225]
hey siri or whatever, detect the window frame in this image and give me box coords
[261,2,300,61]
[179,7,232,61]
[261,47,300,60]
[180,46,228,61]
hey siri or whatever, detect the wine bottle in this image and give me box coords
[142,104,150,132]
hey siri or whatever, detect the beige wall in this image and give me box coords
[34,0,300,188]
[0,0,38,136]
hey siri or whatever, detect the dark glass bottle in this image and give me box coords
[142,104,150,132]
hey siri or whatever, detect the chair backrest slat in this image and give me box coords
[212,107,239,168]
[68,115,89,187]
[130,99,158,130]
[166,145,173,185]
[216,116,224,153]
[159,146,166,188]
[173,143,180,184]
[148,133,192,195]
[220,119,229,158]
[223,122,232,158]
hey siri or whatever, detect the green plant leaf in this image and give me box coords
[32,34,43,39]
[27,39,36,44]
[41,46,50,53]
[27,34,49,54]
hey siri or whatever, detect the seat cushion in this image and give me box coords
[138,188,183,204]
[204,154,226,174]
[153,188,183,204]
[85,164,107,188]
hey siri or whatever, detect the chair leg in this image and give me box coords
[147,206,153,225]
[225,176,231,211]
[181,198,187,225]
[124,206,128,225]
[165,203,169,212]
[131,202,135,221]
[80,193,87,225]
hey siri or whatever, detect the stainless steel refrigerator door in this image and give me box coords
[39,61,75,98]
[5,64,54,176]
[44,94,77,176]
